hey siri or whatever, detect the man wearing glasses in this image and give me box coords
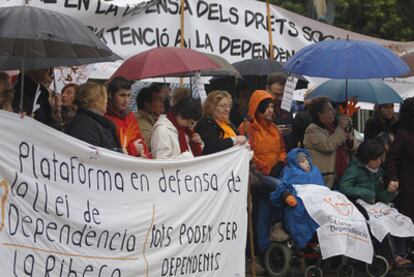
[266,72,298,152]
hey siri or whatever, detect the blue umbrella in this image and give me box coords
[284,39,409,79]
[307,79,403,104]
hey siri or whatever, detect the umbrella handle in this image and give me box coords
[19,41,26,113]
[50,71,63,126]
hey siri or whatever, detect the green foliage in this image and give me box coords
[261,0,414,41]
[268,0,306,15]
[335,0,414,41]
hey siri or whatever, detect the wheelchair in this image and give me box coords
[264,239,355,277]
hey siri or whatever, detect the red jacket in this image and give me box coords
[105,112,151,158]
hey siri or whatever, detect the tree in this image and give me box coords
[335,0,414,41]
[264,0,414,41]
[268,0,306,15]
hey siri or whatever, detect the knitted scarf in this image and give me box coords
[166,112,202,156]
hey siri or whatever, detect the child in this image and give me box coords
[281,148,325,186]
[276,149,325,208]
[270,148,324,249]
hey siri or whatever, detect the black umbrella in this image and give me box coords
[229,58,307,91]
[0,5,120,70]
[0,5,120,111]
[232,58,287,76]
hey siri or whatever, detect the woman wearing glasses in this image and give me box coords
[195,90,247,155]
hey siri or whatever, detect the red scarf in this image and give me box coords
[166,112,202,157]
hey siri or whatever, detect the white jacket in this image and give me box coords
[151,115,194,160]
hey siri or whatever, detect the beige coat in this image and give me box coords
[303,123,347,188]
[135,110,156,151]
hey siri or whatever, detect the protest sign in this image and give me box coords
[53,66,90,93]
[357,200,414,242]
[3,0,414,80]
[294,184,373,263]
[192,72,207,103]
[281,76,298,112]
[0,111,249,276]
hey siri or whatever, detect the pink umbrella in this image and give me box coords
[111,47,220,80]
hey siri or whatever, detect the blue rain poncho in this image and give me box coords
[271,148,325,249]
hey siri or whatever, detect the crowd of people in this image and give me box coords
[1,68,413,274]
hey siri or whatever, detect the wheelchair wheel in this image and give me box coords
[322,256,346,273]
[305,265,323,277]
[264,242,292,277]
[366,255,389,277]
[337,264,354,277]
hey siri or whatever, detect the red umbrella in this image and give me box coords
[111,47,220,80]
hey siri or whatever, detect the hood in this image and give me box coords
[286,148,314,169]
[247,90,273,119]
[281,148,326,186]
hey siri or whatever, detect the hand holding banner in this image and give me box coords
[0,111,249,276]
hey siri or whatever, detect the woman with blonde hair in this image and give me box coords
[195,90,247,155]
[66,82,121,152]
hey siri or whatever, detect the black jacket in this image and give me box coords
[293,110,312,147]
[195,117,238,155]
[12,74,55,127]
[66,109,121,152]
[364,115,398,140]
[273,108,298,152]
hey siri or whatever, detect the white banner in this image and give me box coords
[3,1,414,75]
[3,0,414,97]
[294,185,373,263]
[0,111,249,276]
[357,200,414,242]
